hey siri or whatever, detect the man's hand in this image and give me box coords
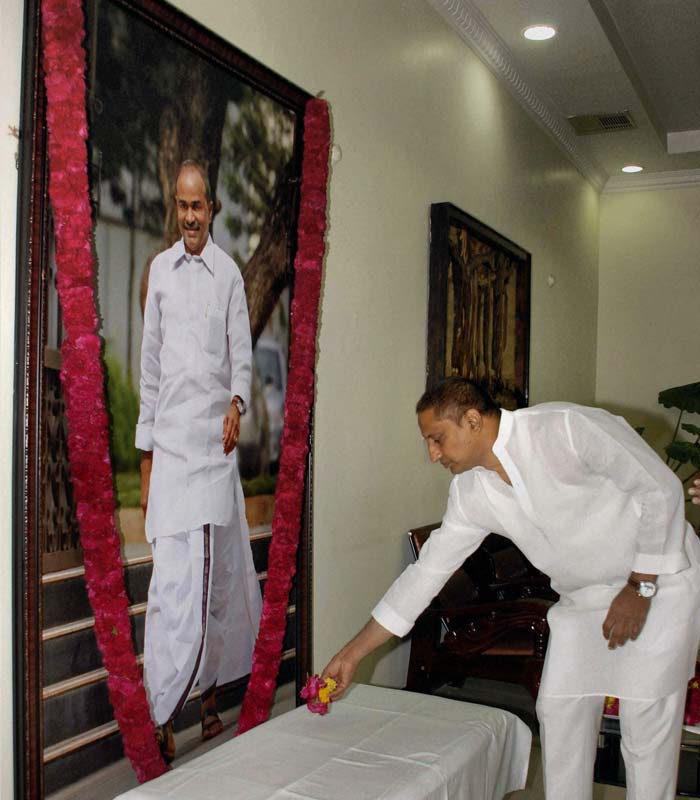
[140,451,153,519]
[223,400,241,455]
[322,649,360,701]
[602,581,653,649]
[321,618,394,702]
[689,477,700,505]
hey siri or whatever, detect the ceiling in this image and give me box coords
[427,0,700,191]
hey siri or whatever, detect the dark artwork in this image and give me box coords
[427,203,531,409]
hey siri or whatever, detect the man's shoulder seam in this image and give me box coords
[151,244,177,268]
[212,244,243,278]
[148,250,170,281]
[517,402,578,417]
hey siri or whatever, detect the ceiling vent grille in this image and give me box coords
[568,110,636,135]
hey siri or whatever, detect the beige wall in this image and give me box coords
[596,187,700,449]
[2,2,601,794]
[596,186,700,527]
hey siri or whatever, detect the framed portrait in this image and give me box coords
[15,0,312,795]
[427,203,531,409]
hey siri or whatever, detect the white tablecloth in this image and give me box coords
[113,684,531,800]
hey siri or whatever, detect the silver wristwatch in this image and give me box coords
[231,396,247,416]
[627,577,657,598]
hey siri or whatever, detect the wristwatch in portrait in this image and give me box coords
[627,577,657,598]
[231,396,247,416]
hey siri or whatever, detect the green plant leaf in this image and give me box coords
[115,470,141,508]
[658,382,700,413]
[681,423,700,437]
[665,441,700,468]
[241,474,278,497]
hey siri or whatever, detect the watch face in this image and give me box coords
[638,581,657,598]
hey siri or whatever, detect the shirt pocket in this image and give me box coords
[204,303,227,356]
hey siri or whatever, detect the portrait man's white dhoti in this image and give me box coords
[136,161,262,761]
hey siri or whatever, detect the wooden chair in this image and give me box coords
[405,524,557,700]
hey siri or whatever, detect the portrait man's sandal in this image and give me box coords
[201,708,224,741]
[155,721,175,764]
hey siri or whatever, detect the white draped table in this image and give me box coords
[113,684,531,800]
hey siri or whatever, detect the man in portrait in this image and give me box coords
[323,378,700,800]
[136,160,262,761]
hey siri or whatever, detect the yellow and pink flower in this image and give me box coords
[301,674,338,715]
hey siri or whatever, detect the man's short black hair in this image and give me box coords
[416,377,500,422]
[176,159,213,202]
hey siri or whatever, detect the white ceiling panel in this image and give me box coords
[429,0,700,189]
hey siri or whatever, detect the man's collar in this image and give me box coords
[172,235,214,274]
[492,408,513,455]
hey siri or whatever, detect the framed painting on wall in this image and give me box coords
[15,0,314,795]
[427,203,531,409]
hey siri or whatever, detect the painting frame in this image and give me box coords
[14,1,313,796]
[427,203,531,409]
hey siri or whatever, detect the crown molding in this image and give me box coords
[426,0,608,192]
[603,168,700,193]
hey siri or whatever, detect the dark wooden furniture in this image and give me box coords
[405,524,557,700]
[596,716,700,796]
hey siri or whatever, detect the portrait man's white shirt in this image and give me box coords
[136,235,252,540]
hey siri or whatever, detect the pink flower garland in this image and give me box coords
[41,0,166,782]
[237,98,331,735]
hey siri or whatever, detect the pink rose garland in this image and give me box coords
[41,0,166,782]
[237,98,331,735]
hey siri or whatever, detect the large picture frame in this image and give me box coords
[15,1,313,796]
[427,203,531,409]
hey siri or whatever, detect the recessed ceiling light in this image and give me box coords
[621,165,644,173]
[523,25,556,41]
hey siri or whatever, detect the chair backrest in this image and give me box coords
[468,533,530,584]
[406,525,553,699]
[408,525,479,612]
[408,525,551,610]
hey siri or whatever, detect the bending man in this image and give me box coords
[324,378,700,800]
[137,160,262,761]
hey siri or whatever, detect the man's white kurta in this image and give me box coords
[373,403,700,700]
[135,236,252,540]
[135,236,261,699]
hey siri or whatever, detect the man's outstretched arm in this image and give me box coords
[321,618,394,701]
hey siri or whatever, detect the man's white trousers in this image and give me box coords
[144,524,237,725]
[536,689,686,800]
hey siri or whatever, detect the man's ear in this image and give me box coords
[463,408,482,431]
